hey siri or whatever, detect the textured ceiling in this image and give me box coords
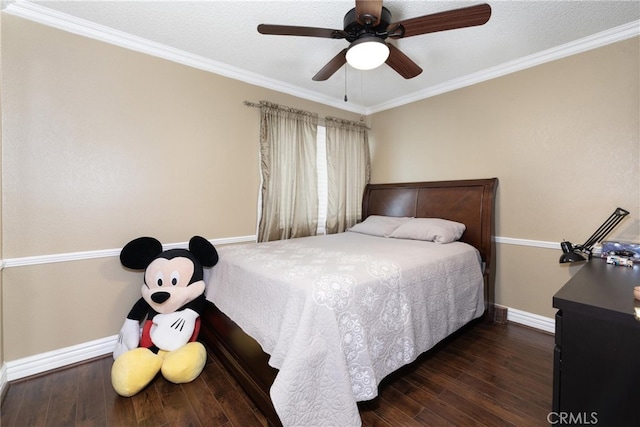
[5,0,640,114]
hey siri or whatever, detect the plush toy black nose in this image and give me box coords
[151,291,170,304]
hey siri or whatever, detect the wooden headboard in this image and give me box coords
[362,178,498,320]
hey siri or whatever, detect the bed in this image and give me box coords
[200,178,498,426]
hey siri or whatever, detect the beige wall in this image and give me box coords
[370,37,640,318]
[0,11,4,369]
[1,14,362,361]
[1,13,638,363]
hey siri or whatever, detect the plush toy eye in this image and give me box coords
[155,271,164,287]
[171,271,180,286]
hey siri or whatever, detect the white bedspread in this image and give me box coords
[205,232,484,427]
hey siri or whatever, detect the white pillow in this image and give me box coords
[388,218,466,243]
[347,215,412,237]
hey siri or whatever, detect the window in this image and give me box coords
[254,101,369,242]
[316,125,328,235]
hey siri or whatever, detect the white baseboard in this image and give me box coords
[506,307,555,334]
[0,362,8,398]
[3,307,555,382]
[6,335,117,381]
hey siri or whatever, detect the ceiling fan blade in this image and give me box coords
[258,24,347,39]
[312,49,348,81]
[386,44,422,79]
[388,3,491,39]
[355,0,383,26]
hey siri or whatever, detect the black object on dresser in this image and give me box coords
[553,259,640,426]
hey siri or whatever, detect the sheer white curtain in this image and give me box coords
[325,117,371,234]
[258,102,318,242]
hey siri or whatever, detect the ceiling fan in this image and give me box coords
[257,1,492,81]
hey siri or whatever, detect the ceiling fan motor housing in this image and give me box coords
[343,6,392,41]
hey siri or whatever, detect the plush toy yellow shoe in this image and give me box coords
[111,347,163,397]
[160,342,207,384]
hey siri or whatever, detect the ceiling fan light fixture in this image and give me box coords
[345,37,389,70]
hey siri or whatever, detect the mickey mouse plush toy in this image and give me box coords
[112,235,218,397]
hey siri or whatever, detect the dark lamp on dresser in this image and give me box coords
[559,207,629,263]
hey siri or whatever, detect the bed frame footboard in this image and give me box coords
[200,301,281,426]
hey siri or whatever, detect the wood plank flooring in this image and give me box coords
[1,321,554,426]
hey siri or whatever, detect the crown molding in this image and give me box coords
[366,20,640,114]
[3,0,367,114]
[4,1,639,116]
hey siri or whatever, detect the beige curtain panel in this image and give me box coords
[258,102,319,242]
[325,117,371,235]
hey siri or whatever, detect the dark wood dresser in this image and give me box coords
[553,258,640,426]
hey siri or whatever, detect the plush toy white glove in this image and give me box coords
[113,318,141,360]
[150,308,199,352]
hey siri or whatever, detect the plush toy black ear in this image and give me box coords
[120,237,163,270]
[189,236,219,267]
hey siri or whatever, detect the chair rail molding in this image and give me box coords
[2,236,257,268]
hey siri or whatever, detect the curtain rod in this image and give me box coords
[243,100,314,116]
[243,100,369,129]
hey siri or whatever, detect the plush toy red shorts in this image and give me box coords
[139,318,201,349]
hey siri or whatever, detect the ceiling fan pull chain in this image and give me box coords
[344,66,348,102]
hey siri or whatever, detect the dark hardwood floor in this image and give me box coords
[1,321,554,426]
